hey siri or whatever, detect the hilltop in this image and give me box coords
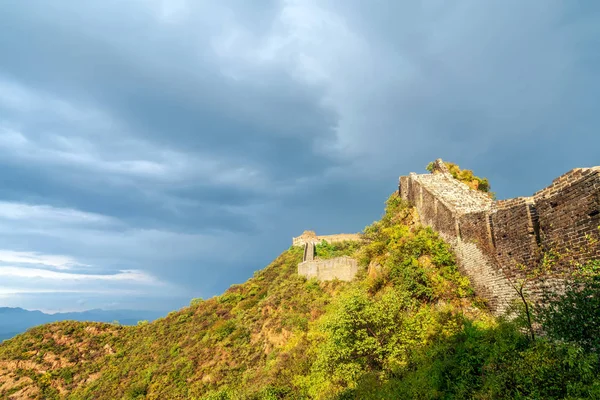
[1,162,599,399]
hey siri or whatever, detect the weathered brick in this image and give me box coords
[399,160,600,315]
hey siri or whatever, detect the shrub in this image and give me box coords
[190,297,204,307]
[537,260,600,353]
[315,240,360,259]
[427,160,495,199]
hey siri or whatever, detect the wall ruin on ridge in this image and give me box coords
[399,159,600,314]
[293,231,362,282]
[292,230,362,247]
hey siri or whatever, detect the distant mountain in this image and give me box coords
[0,307,163,342]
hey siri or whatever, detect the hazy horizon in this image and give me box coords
[0,0,599,312]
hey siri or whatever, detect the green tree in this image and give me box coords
[537,260,600,353]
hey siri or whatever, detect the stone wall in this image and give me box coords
[292,231,362,247]
[294,231,361,281]
[534,168,600,267]
[491,198,540,281]
[399,159,600,314]
[298,256,358,282]
[303,242,315,262]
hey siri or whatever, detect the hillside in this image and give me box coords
[1,191,599,399]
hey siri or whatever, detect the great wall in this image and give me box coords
[295,159,600,315]
[293,231,361,281]
[400,159,600,313]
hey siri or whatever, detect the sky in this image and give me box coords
[0,0,598,313]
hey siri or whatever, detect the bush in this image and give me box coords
[427,160,495,198]
[190,297,204,307]
[315,240,360,259]
[537,260,600,353]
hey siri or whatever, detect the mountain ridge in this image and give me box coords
[1,162,599,399]
[0,307,163,343]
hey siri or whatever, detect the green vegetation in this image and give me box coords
[314,240,360,259]
[537,259,600,354]
[427,160,495,199]
[1,194,599,399]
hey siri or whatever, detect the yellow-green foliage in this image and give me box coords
[427,161,495,199]
[1,194,599,399]
[303,195,481,399]
[314,240,360,260]
[0,247,343,399]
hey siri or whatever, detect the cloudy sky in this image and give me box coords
[0,1,598,313]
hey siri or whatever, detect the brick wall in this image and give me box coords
[399,161,600,314]
[492,197,540,280]
[458,210,494,255]
[535,168,600,268]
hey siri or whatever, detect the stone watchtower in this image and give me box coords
[293,231,362,281]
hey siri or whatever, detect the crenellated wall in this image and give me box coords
[399,159,600,314]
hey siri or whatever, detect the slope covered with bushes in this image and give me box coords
[1,194,599,399]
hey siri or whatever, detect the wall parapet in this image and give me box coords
[399,159,600,314]
[293,231,362,281]
[298,256,358,282]
[292,231,362,247]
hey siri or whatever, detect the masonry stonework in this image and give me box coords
[297,257,359,282]
[399,159,600,314]
[293,231,362,281]
[292,231,362,247]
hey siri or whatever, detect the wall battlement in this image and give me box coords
[399,159,600,314]
[292,231,362,247]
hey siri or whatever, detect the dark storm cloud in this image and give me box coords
[0,1,339,180]
[0,0,598,312]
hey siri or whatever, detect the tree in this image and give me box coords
[537,260,600,353]
[502,250,562,341]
